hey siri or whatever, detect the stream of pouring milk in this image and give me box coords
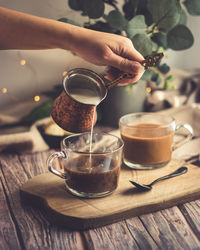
[70,89,102,169]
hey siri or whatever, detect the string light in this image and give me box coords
[20,59,26,66]
[19,57,41,103]
[146,87,152,93]
[1,87,19,101]
[62,71,67,76]
[34,95,40,102]
[1,88,8,94]
[2,57,43,104]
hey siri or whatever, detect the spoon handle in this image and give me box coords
[150,166,188,186]
[106,53,164,89]
[106,72,134,89]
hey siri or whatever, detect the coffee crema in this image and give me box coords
[121,123,174,165]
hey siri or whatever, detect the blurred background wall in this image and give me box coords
[0,0,199,117]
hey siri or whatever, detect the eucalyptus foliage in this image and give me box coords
[60,0,200,89]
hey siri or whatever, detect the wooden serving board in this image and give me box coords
[20,159,200,230]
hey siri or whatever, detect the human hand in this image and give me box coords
[70,28,145,85]
[0,7,144,85]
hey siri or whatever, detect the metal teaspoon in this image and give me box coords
[129,166,188,191]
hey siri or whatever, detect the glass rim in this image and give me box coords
[62,131,124,155]
[119,112,176,129]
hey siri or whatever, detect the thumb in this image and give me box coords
[107,53,144,75]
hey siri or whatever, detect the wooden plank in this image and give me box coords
[0,173,21,250]
[179,200,200,240]
[83,221,141,250]
[125,218,159,249]
[0,153,85,250]
[20,159,200,230]
[138,206,200,249]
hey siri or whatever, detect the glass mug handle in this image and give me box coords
[173,123,193,151]
[47,151,66,179]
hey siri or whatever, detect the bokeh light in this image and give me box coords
[146,87,151,93]
[1,88,8,94]
[62,71,67,76]
[20,59,26,66]
[34,95,40,102]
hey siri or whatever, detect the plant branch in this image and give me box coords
[149,66,165,80]
[103,0,119,11]
[153,8,171,29]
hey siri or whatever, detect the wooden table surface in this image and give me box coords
[1,134,200,250]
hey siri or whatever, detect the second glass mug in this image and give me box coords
[119,113,193,170]
[47,132,124,198]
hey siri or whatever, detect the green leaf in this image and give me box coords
[132,34,152,56]
[151,72,162,85]
[158,63,170,74]
[136,0,153,25]
[184,0,200,15]
[82,0,105,19]
[81,11,88,16]
[68,0,82,10]
[157,46,165,53]
[58,18,80,26]
[106,10,128,30]
[122,0,139,20]
[156,75,162,85]
[164,75,175,89]
[136,0,148,13]
[165,75,174,81]
[167,25,194,50]
[141,69,153,80]
[125,84,133,94]
[152,40,158,52]
[85,21,115,33]
[147,0,181,30]
[152,33,168,49]
[23,101,53,123]
[178,9,187,25]
[126,15,147,38]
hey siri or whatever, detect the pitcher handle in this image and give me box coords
[47,151,66,179]
[173,123,193,151]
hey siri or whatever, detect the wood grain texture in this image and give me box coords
[20,158,200,230]
[0,175,21,250]
[1,151,200,250]
[138,207,200,249]
[0,152,85,250]
[178,200,200,241]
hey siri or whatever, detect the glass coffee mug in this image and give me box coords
[47,132,124,198]
[119,113,193,170]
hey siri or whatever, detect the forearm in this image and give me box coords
[0,7,144,83]
[0,6,80,50]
